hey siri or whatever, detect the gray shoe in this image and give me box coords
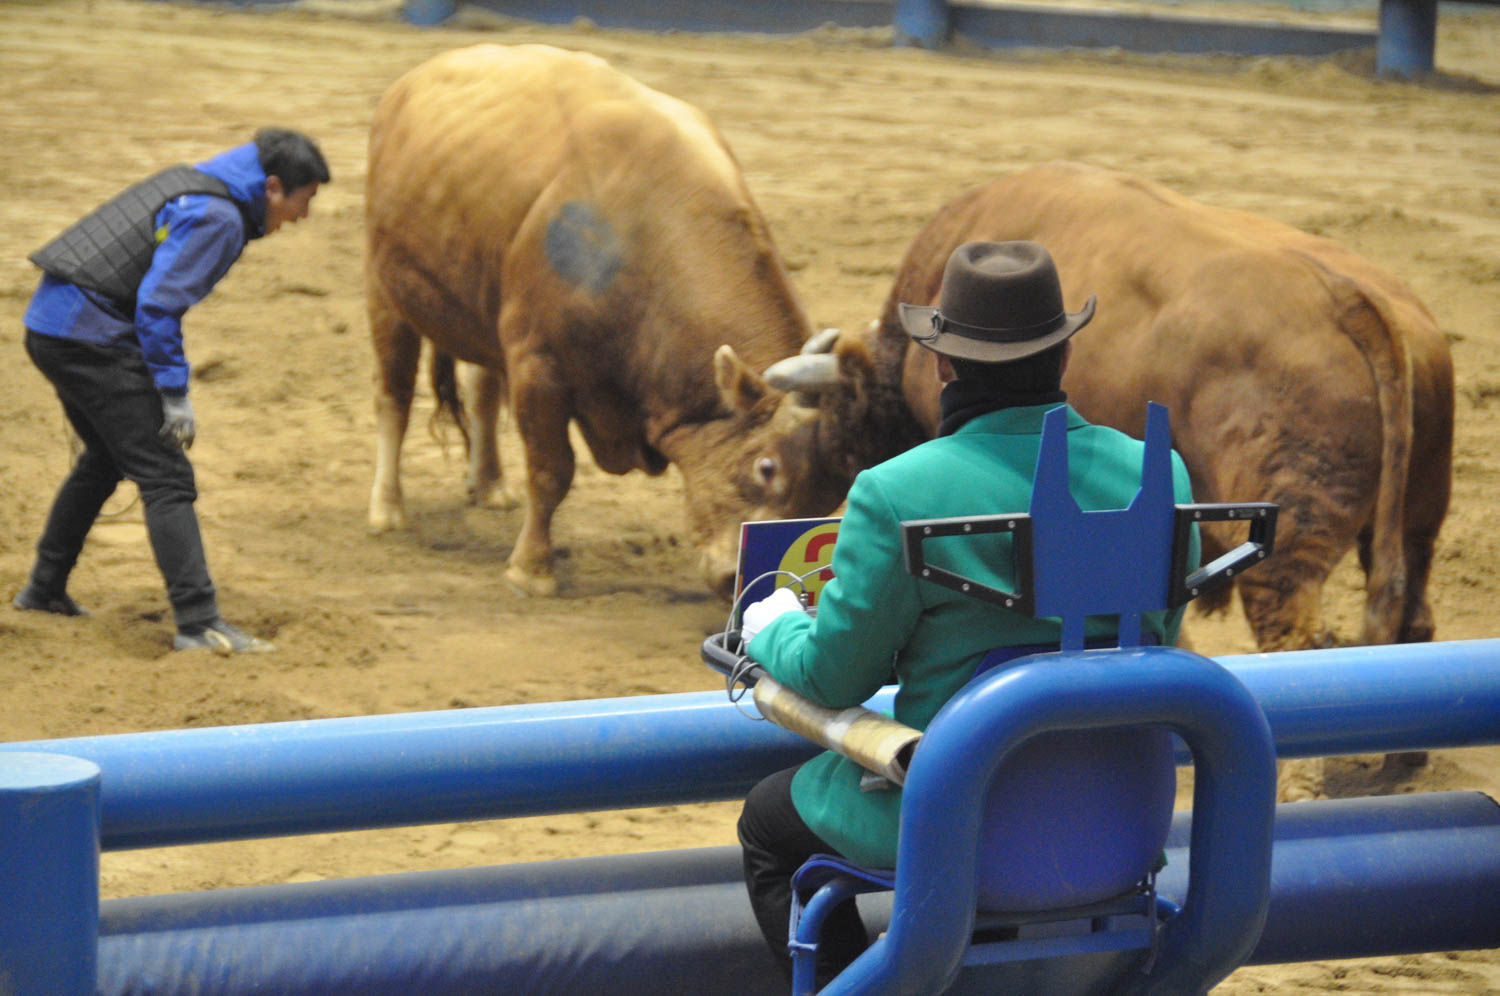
[12,585,90,617]
[174,618,275,655]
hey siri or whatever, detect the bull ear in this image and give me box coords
[837,328,878,383]
[715,344,768,415]
[832,332,881,425]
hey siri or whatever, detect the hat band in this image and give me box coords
[912,309,1067,344]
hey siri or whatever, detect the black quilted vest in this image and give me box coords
[29,165,241,310]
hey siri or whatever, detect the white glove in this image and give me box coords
[159,392,196,450]
[741,586,805,642]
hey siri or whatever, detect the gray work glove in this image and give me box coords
[159,393,196,450]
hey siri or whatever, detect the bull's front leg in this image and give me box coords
[369,309,422,533]
[458,360,518,510]
[1239,569,1333,802]
[506,355,575,597]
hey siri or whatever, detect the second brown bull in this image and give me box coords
[364,44,848,597]
[772,161,1453,653]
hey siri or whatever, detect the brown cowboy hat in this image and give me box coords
[898,241,1096,363]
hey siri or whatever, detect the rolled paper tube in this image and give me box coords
[752,675,922,786]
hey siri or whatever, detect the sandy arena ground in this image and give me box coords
[1,0,1497,990]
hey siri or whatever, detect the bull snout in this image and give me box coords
[708,564,739,604]
[699,534,741,604]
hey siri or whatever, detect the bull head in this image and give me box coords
[692,339,859,600]
[768,318,930,495]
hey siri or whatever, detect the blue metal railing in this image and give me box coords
[4,639,1499,994]
[1,638,1497,851]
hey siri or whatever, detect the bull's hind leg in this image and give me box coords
[1358,526,1436,772]
[368,299,422,533]
[1362,520,1440,645]
[1399,529,1438,644]
[505,351,574,597]
[458,361,518,511]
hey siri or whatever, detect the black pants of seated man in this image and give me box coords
[739,766,872,987]
[23,330,218,629]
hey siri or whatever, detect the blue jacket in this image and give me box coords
[24,142,269,396]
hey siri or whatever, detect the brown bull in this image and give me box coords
[774,162,1453,654]
[365,44,846,596]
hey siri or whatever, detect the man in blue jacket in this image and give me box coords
[13,128,329,654]
[736,241,1198,985]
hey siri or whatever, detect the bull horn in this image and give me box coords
[764,354,839,401]
[802,327,841,355]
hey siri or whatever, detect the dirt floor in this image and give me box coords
[1,0,1497,990]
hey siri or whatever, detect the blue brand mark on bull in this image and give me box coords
[546,201,621,293]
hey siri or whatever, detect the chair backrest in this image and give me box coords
[1029,402,1179,651]
[913,403,1186,912]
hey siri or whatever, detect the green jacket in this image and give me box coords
[747,403,1198,868]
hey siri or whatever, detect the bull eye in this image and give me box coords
[755,457,777,486]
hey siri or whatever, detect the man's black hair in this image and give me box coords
[950,341,1067,393]
[254,128,331,190]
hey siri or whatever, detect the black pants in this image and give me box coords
[739,766,870,987]
[23,331,217,629]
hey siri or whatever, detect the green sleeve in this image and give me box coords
[747,472,919,708]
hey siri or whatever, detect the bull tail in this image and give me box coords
[427,347,471,457]
[1296,251,1413,645]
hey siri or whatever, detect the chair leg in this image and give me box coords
[790,878,866,995]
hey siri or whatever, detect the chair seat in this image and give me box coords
[790,851,1173,995]
[792,855,895,896]
[974,726,1177,911]
[793,853,1163,940]
[788,723,1177,975]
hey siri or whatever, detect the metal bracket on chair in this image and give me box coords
[901,514,1035,616]
[1168,503,1278,609]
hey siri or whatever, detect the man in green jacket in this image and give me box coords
[736,240,1198,985]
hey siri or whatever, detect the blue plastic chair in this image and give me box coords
[787,404,1280,996]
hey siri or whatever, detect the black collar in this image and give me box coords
[937,379,1067,436]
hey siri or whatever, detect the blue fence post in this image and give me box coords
[0,752,102,996]
[894,0,950,47]
[1377,0,1438,74]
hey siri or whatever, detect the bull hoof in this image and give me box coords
[505,563,557,598]
[1276,758,1325,803]
[470,483,521,512]
[1278,784,1320,803]
[368,506,409,533]
[1381,750,1428,771]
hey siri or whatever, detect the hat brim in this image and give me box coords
[899,296,1096,363]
